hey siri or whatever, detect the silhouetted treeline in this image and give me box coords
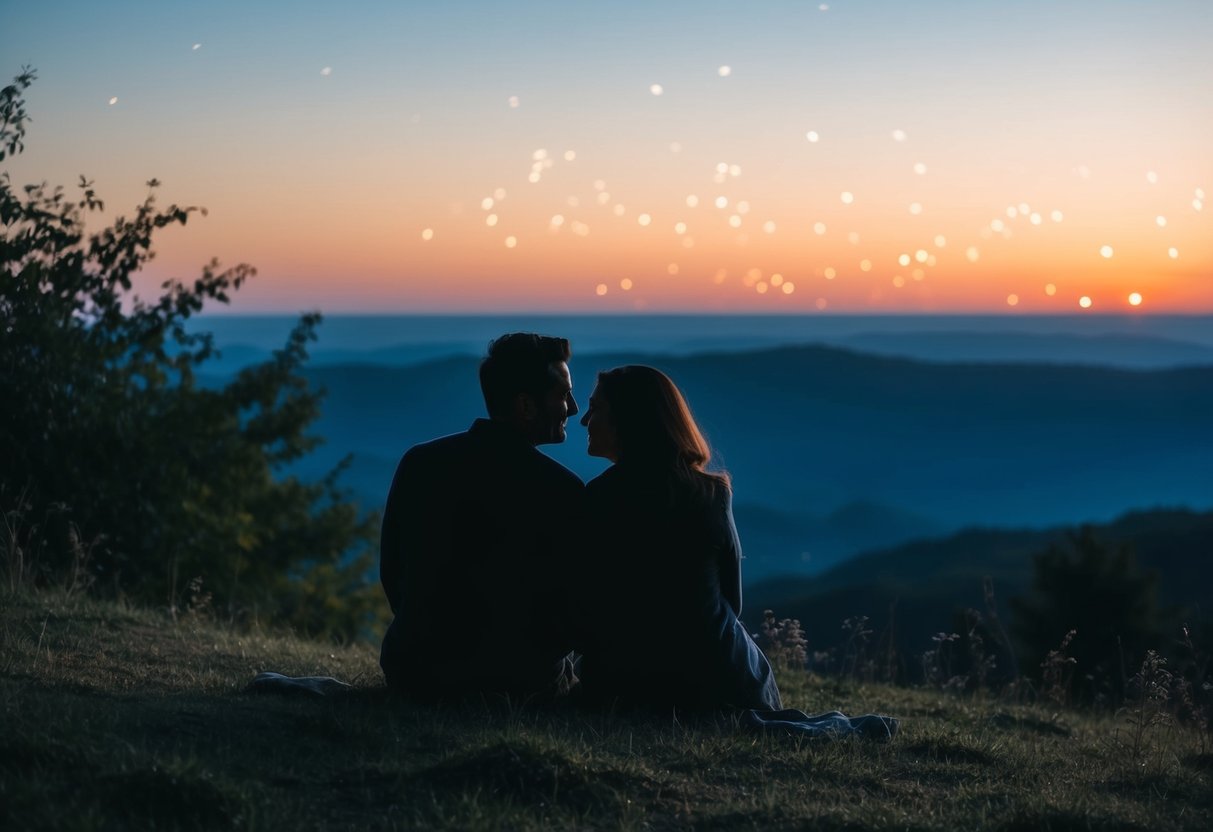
[0,69,380,639]
[749,508,1213,708]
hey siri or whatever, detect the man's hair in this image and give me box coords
[479,333,571,418]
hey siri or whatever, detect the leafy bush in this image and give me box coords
[1011,525,1161,705]
[0,69,381,640]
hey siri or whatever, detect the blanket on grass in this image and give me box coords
[744,708,900,742]
[247,671,352,697]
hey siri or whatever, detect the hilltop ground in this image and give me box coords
[2,592,1210,831]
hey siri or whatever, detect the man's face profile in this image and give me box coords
[531,360,578,445]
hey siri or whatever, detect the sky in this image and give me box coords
[3,1,1211,313]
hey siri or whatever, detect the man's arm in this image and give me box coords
[380,447,421,616]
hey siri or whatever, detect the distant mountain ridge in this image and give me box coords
[838,331,1213,369]
[200,328,1213,374]
[256,342,1213,582]
[732,500,942,577]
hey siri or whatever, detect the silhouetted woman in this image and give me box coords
[575,365,782,712]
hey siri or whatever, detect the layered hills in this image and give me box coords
[274,342,1213,580]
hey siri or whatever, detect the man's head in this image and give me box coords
[479,333,578,445]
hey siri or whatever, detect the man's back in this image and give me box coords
[380,418,583,701]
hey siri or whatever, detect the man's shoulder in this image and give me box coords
[392,430,476,478]
[396,427,582,490]
[406,429,474,457]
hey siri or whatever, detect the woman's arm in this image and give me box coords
[719,487,744,616]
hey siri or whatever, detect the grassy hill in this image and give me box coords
[4,591,1211,830]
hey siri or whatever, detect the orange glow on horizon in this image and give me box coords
[125,157,1210,314]
[12,4,1204,315]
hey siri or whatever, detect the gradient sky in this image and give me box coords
[4,1,1211,313]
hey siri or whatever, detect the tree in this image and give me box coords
[0,69,382,640]
[1011,525,1161,705]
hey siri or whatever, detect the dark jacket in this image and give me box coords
[576,462,782,712]
[379,418,584,700]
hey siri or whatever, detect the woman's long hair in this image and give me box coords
[595,365,729,494]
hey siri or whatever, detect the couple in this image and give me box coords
[378,332,781,713]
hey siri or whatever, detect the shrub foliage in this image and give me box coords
[1011,525,1160,705]
[0,69,381,639]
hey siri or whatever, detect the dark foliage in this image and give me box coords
[1010,526,1161,705]
[0,69,381,639]
[749,509,1213,697]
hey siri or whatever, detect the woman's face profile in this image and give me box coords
[580,385,619,462]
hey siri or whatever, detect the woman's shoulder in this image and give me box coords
[586,463,675,510]
[585,464,625,495]
[586,463,732,507]
[692,470,732,508]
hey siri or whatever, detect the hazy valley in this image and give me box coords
[232,331,1213,584]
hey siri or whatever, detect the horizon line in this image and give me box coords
[193,310,1213,318]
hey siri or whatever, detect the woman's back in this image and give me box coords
[578,463,781,712]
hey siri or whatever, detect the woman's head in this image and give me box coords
[581,365,722,481]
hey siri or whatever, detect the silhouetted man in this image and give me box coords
[379,333,583,702]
